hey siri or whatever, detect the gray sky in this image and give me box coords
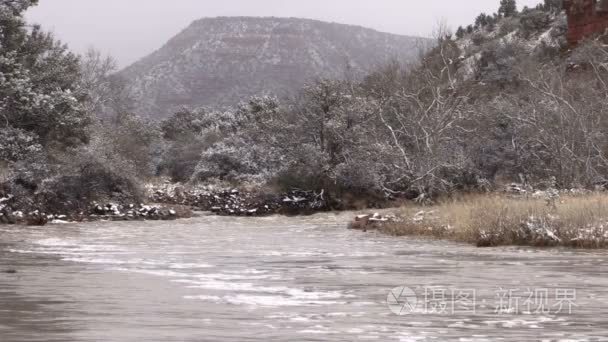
[26,0,544,68]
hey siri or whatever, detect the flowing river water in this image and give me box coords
[1,213,607,341]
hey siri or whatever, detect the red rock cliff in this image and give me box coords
[564,0,608,45]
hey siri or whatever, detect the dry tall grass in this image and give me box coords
[380,193,608,248]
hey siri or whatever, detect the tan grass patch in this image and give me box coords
[380,193,608,248]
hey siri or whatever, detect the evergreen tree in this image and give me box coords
[0,0,90,149]
[475,13,491,29]
[498,0,518,17]
[456,26,466,39]
[541,0,562,13]
[487,19,497,32]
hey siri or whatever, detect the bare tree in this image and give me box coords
[79,48,134,121]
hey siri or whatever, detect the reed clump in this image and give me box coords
[380,193,608,248]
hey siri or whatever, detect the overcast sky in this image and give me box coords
[26,0,544,68]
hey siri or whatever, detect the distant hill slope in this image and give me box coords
[120,17,429,118]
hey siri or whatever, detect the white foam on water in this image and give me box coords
[448,321,481,329]
[266,311,366,322]
[165,251,198,255]
[326,312,365,318]
[183,295,223,303]
[177,276,345,302]
[7,248,131,257]
[49,220,72,224]
[186,291,346,307]
[61,257,164,266]
[297,330,331,334]
[258,249,386,258]
[225,268,268,275]
[260,251,283,256]
[8,248,49,254]
[12,238,195,276]
[192,273,275,281]
[67,245,123,252]
[396,333,427,342]
[351,251,388,257]
[285,287,347,300]
[296,325,333,334]
[181,276,348,307]
[265,313,323,322]
[34,238,75,247]
[174,279,260,292]
[168,263,214,269]
[225,294,309,307]
[482,316,565,328]
[117,268,188,278]
[31,239,124,255]
[289,316,312,322]
[62,257,129,265]
[237,322,279,330]
[351,301,377,306]
[186,293,340,307]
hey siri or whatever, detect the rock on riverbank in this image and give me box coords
[0,194,191,226]
[347,213,399,231]
[149,185,329,216]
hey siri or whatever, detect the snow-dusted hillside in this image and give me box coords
[120,17,428,118]
[452,10,568,84]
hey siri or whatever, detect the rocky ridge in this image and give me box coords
[120,17,428,118]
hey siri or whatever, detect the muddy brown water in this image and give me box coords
[1,213,607,341]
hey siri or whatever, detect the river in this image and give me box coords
[1,213,607,341]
